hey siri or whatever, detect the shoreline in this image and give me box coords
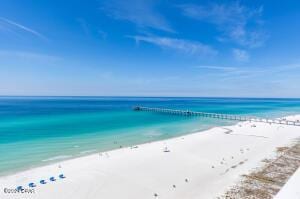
[1,114,300,198]
[0,111,297,177]
[0,121,234,178]
[0,125,222,178]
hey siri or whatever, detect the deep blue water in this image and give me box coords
[1,96,300,175]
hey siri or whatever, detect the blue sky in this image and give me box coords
[0,0,300,97]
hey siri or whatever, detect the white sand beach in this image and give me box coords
[1,116,300,199]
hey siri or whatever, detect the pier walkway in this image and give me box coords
[133,106,300,126]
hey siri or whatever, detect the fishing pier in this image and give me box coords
[133,106,300,126]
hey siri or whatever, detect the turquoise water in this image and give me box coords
[1,97,300,175]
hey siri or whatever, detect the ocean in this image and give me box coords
[1,96,300,176]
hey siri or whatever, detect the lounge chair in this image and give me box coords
[28,182,36,187]
[50,177,56,181]
[59,174,66,179]
[40,180,46,184]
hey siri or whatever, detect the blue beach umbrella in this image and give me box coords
[50,177,56,181]
[59,174,66,179]
[28,182,36,187]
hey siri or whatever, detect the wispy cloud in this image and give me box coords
[100,0,173,32]
[0,17,47,40]
[179,2,267,48]
[128,35,217,57]
[195,62,300,82]
[232,48,249,62]
[0,50,60,62]
[195,65,237,71]
[76,18,107,40]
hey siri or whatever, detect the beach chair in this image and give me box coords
[59,174,66,179]
[40,180,47,184]
[28,182,36,187]
[50,177,56,181]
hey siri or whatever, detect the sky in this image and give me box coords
[0,0,300,97]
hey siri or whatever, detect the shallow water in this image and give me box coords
[1,96,300,175]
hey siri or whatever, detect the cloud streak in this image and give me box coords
[129,35,217,57]
[0,17,47,40]
[195,65,237,71]
[195,62,300,82]
[100,0,173,32]
[179,2,267,48]
[0,50,60,62]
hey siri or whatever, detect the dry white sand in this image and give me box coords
[1,115,300,199]
[275,167,300,199]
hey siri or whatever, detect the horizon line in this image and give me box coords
[0,95,300,100]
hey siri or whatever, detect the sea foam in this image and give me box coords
[42,155,73,162]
